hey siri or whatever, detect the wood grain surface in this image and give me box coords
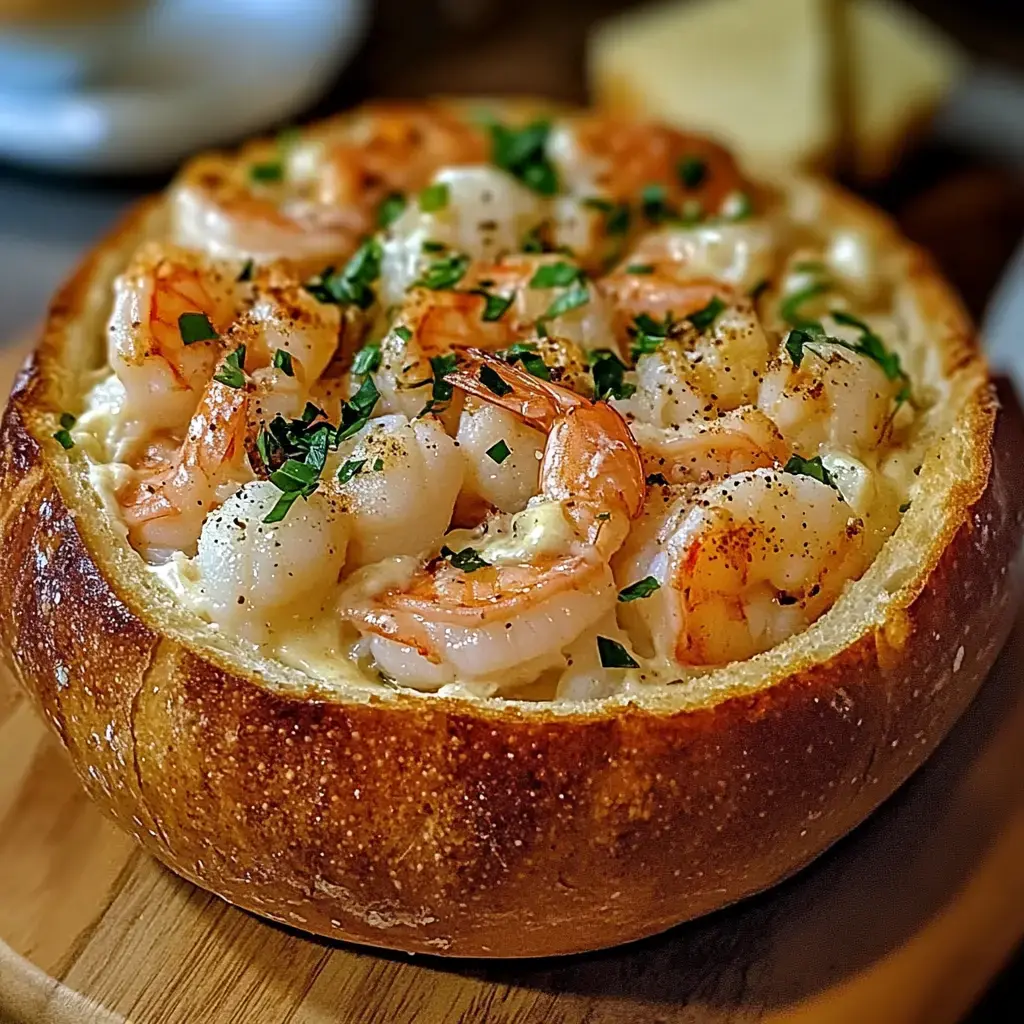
[1,337,1023,1024]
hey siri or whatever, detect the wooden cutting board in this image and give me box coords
[2,339,1024,1024]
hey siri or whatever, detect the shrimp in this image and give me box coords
[196,479,351,644]
[326,413,465,569]
[547,116,751,215]
[297,102,489,211]
[117,374,253,562]
[379,165,545,304]
[454,397,546,521]
[615,468,867,667]
[604,286,772,414]
[240,260,349,383]
[617,219,779,295]
[757,329,904,455]
[107,243,238,435]
[171,153,365,268]
[633,408,789,483]
[341,353,645,690]
[373,253,614,419]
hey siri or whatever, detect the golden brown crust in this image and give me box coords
[1,147,1022,957]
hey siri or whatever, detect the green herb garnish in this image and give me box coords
[418,182,450,213]
[539,281,589,322]
[488,119,559,196]
[626,263,654,274]
[237,259,255,283]
[688,295,726,331]
[377,191,407,228]
[501,342,551,380]
[677,156,707,189]
[441,545,492,573]
[597,636,639,668]
[337,458,367,484]
[589,349,636,401]
[415,252,470,291]
[352,342,382,376]
[528,261,581,289]
[336,375,381,442]
[784,454,837,489]
[304,238,382,310]
[479,363,512,397]
[273,349,294,376]
[420,352,458,416]
[640,182,672,224]
[53,412,75,449]
[213,346,246,389]
[780,281,830,327]
[470,288,515,322]
[618,576,661,603]
[485,439,512,464]
[249,160,283,184]
[178,312,219,345]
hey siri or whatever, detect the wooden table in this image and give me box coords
[1,333,1024,1021]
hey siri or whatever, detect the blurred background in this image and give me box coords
[0,0,1021,1019]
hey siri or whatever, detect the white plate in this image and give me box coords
[0,0,368,174]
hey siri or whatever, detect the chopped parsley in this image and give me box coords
[237,259,255,283]
[305,238,382,310]
[441,545,492,573]
[677,156,707,189]
[528,261,581,289]
[377,191,407,228]
[393,325,412,343]
[470,288,515,322]
[336,458,367,484]
[273,349,294,376]
[249,160,283,184]
[831,309,909,396]
[688,295,726,331]
[784,454,837,489]
[420,353,458,416]
[629,312,672,360]
[53,411,75,449]
[418,182,450,213]
[618,576,661,603]
[415,252,470,291]
[589,349,636,401]
[626,263,654,274]
[540,281,589,322]
[485,439,512,464]
[336,374,381,442]
[780,281,829,327]
[178,312,219,345]
[640,183,673,224]
[786,310,911,405]
[265,458,320,522]
[899,501,911,514]
[213,345,246,389]
[597,636,639,669]
[372,457,384,471]
[501,341,551,380]
[351,342,382,376]
[488,119,559,196]
[583,197,631,237]
[479,363,512,397]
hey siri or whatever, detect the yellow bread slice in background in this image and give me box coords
[589,0,963,179]
[847,0,964,178]
[590,0,838,174]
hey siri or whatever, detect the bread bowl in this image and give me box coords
[1,102,1021,959]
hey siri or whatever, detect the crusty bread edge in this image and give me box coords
[0,182,1021,958]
